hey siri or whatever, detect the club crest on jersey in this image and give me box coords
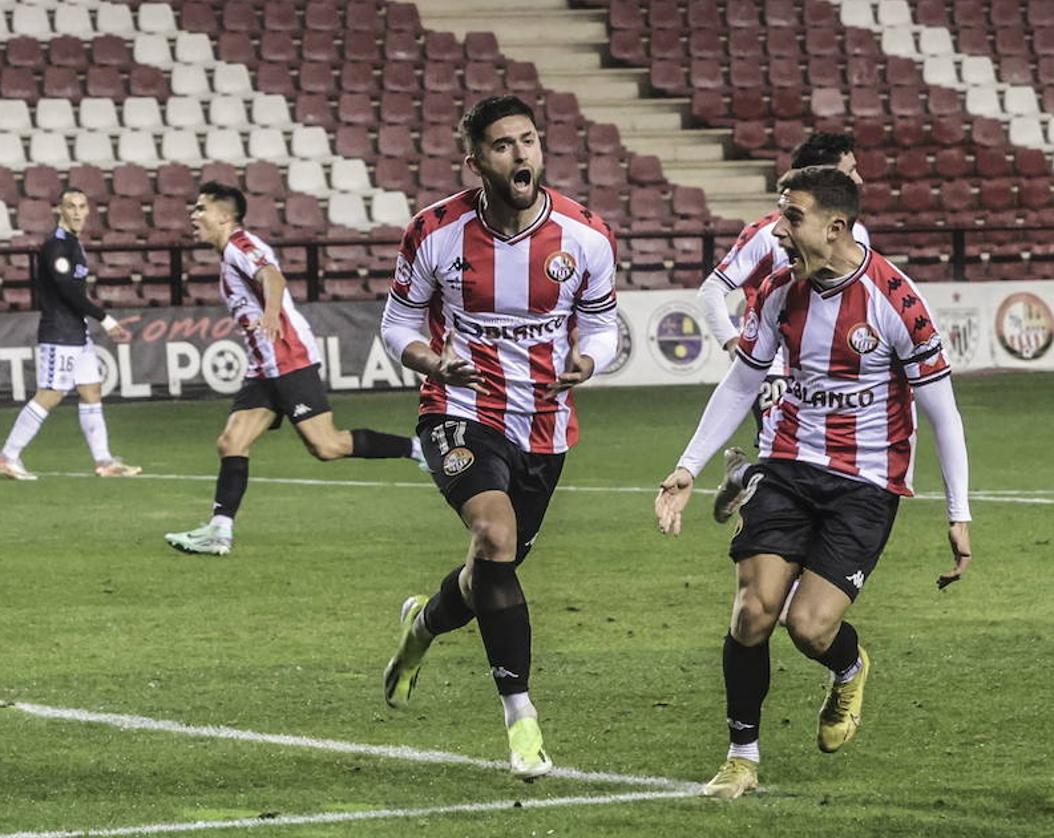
[847,323,880,354]
[54,257,70,274]
[742,309,760,340]
[544,250,577,284]
[442,446,475,476]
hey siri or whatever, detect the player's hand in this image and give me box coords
[722,337,738,361]
[434,331,488,394]
[106,322,132,343]
[251,311,283,343]
[545,345,595,396]
[937,521,972,590]
[655,467,695,536]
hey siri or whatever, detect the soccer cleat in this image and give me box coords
[701,757,758,800]
[94,457,142,477]
[383,594,431,708]
[0,456,37,481]
[508,716,552,781]
[817,646,871,753]
[713,447,752,523]
[164,523,232,556]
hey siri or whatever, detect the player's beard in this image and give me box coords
[485,166,544,212]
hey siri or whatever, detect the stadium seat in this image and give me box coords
[980,179,1015,212]
[117,129,160,167]
[123,97,164,131]
[1014,149,1050,177]
[157,163,197,198]
[222,1,260,34]
[810,87,845,118]
[107,198,148,235]
[165,97,206,131]
[49,35,89,71]
[261,32,298,64]
[287,160,329,195]
[80,98,120,133]
[933,148,972,178]
[248,128,289,164]
[96,3,137,37]
[175,33,215,66]
[1010,117,1045,148]
[200,162,240,189]
[940,181,976,211]
[303,31,341,64]
[17,198,56,236]
[68,165,109,203]
[334,125,374,161]
[23,165,61,201]
[134,34,174,70]
[251,94,292,129]
[0,101,32,136]
[74,132,117,167]
[295,94,335,130]
[545,156,585,192]
[29,133,71,168]
[160,129,203,166]
[139,3,178,35]
[373,157,415,192]
[586,123,622,155]
[113,164,152,199]
[204,129,246,166]
[895,148,930,179]
[12,6,51,38]
[171,65,210,98]
[370,191,412,227]
[214,64,253,97]
[291,126,332,161]
[43,69,83,104]
[88,67,127,101]
[244,161,286,197]
[181,2,220,35]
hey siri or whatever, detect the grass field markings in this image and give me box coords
[0,789,702,838]
[12,703,696,792]
[34,472,1054,505]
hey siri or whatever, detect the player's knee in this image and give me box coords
[784,612,837,656]
[731,592,780,645]
[216,433,235,457]
[470,518,517,563]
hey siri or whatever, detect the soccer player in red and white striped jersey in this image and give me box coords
[164,182,421,556]
[380,96,619,779]
[656,168,972,799]
[702,133,870,522]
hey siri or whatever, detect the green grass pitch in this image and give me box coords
[1,374,1051,836]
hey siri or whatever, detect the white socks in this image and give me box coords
[728,741,760,763]
[730,461,750,487]
[209,515,234,536]
[501,692,537,728]
[2,400,48,461]
[78,402,112,464]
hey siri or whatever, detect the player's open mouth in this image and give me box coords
[512,168,533,193]
[783,244,802,269]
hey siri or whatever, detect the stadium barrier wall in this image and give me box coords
[1,283,1052,404]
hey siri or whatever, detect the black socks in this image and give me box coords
[724,633,771,745]
[811,621,860,676]
[423,566,475,635]
[472,560,531,696]
[213,456,249,519]
[349,429,412,459]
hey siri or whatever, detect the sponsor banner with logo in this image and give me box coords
[594,282,1054,387]
[2,282,1053,403]
[0,301,418,404]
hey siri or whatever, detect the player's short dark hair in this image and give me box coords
[778,167,860,227]
[458,95,537,157]
[790,132,855,169]
[199,180,246,223]
[55,186,87,206]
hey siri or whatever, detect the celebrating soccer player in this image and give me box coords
[164,182,424,556]
[0,188,140,481]
[655,168,973,799]
[379,95,619,779]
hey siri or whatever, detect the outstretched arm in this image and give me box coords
[914,376,973,589]
[655,358,766,535]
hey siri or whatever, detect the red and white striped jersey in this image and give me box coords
[386,187,618,454]
[219,229,320,379]
[737,246,949,496]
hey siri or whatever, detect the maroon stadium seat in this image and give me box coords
[914,0,950,26]
[263,1,298,32]
[49,36,89,70]
[345,1,383,33]
[341,62,378,93]
[423,61,460,95]
[587,155,627,187]
[980,179,1016,211]
[889,87,924,116]
[895,148,930,180]
[609,0,644,29]
[764,0,797,26]
[843,27,878,56]
[732,90,766,120]
[999,57,1033,86]
[181,2,219,34]
[971,118,1006,148]
[107,197,148,234]
[244,196,281,234]
[1,68,38,102]
[245,161,286,197]
[0,170,20,206]
[650,29,684,60]
[807,57,841,87]
[891,116,927,147]
[23,166,61,200]
[384,31,421,62]
[387,2,422,33]
[956,28,990,55]
[610,30,648,66]
[586,123,622,155]
[222,1,258,33]
[218,33,256,67]
[200,162,239,187]
[373,157,416,192]
[930,116,966,146]
[465,62,502,94]
[952,0,987,27]
[649,0,682,29]
[768,87,803,119]
[899,182,936,214]
[129,65,169,99]
[17,199,54,236]
[939,181,976,212]
[419,157,459,191]
[422,92,457,124]
[305,1,340,32]
[860,182,894,215]
[303,32,340,63]
[91,34,131,68]
[377,124,415,159]
[886,57,922,87]
[726,0,760,27]
[261,32,298,64]
[687,0,720,28]
[730,58,764,87]
[687,28,722,60]
[804,28,839,56]
[769,57,804,87]
[156,163,196,199]
[975,147,1011,178]
[929,87,962,116]
[546,92,581,124]
[380,92,417,125]
[343,32,382,63]
[689,59,723,89]
[733,121,768,151]
[933,148,972,179]
[257,62,297,97]
[846,57,880,88]
[295,94,335,130]
[420,124,460,158]
[994,27,1028,57]
[1030,0,1054,26]
[766,27,801,58]
[5,36,44,69]
[652,60,689,95]
[729,28,763,58]
[545,122,583,157]
[628,154,665,186]
[334,125,374,160]
[424,31,463,63]
[849,87,883,117]
[1020,178,1053,210]
[690,90,727,124]
[506,61,540,94]
[284,193,326,233]
[1014,149,1051,177]
[112,164,152,198]
[772,119,806,150]
[465,31,500,62]
[855,149,890,181]
[43,68,82,102]
[545,155,585,192]
[381,61,418,93]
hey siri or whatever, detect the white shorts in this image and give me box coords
[36,342,103,393]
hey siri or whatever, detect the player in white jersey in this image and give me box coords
[655,168,973,799]
[164,182,423,556]
[0,187,140,481]
[702,132,869,524]
[379,96,619,779]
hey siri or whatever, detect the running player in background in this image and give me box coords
[0,188,140,481]
[656,168,972,799]
[701,133,869,524]
[164,182,424,556]
[379,95,619,779]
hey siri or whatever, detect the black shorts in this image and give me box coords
[231,364,332,428]
[418,414,565,565]
[730,459,900,601]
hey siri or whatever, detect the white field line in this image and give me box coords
[11,703,694,792]
[35,472,1054,505]
[0,789,701,838]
